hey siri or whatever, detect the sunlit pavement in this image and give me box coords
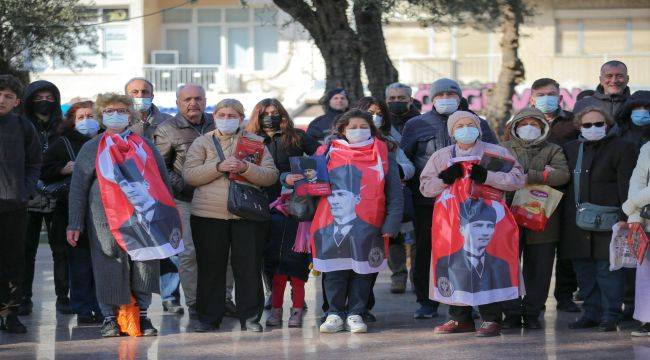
[1,244,650,359]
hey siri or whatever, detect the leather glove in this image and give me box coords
[438,163,463,185]
[469,164,488,184]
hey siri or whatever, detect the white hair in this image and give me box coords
[124,77,154,94]
[176,83,206,99]
[385,82,412,98]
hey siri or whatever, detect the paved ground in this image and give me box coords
[1,245,650,359]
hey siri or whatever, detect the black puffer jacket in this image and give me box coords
[616,90,650,150]
[390,107,421,135]
[560,132,638,260]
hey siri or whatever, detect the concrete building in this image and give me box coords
[33,0,650,121]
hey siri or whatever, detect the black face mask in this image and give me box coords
[33,100,56,115]
[388,101,409,115]
[262,115,282,130]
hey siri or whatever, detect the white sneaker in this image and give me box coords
[345,315,368,333]
[319,314,344,333]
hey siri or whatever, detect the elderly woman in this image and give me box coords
[183,99,278,333]
[419,111,525,337]
[42,101,100,325]
[67,93,175,337]
[562,106,638,332]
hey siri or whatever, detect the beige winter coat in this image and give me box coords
[623,142,650,231]
[182,129,278,220]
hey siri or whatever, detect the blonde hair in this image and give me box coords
[94,92,139,128]
[574,106,614,128]
[214,98,245,117]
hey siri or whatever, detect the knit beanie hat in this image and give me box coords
[430,78,462,98]
[447,111,481,136]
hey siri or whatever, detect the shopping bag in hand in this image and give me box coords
[610,223,637,270]
[117,295,142,337]
[627,223,649,265]
[510,185,563,232]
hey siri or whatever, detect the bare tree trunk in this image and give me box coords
[485,0,525,136]
[273,0,364,101]
[0,58,30,85]
[353,0,398,101]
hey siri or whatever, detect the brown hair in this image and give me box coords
[59,101,94,134]
[574,106,614,128]
[332,109,396,150]
[245,98,301,149]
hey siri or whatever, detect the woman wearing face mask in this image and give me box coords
[561,106,638,332]
[245,98,318,328]
[419,111,525,337]
[315,109,403,334]
[500,107,570,330]
[183,99,278,333]
[618,90,650,150]
[67,93,175,338]
[41,101,101,325]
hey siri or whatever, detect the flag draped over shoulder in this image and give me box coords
[95,132,184,261]
[310,138,389,274]
[430,160,520,306]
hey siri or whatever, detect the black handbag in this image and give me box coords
[212,136,271,221]
[42,137,76,201]
[287,191,318,221]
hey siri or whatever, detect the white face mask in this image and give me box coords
[434,98,459,115]
[75,119,100,137]
[581,125,607,141]
[215,118,240,135]
[516,124,542,141]
[346,128,372,144]
[102,112,130,131]
[372,114,383,128]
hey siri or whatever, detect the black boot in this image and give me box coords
[162,300,184,315]
[140,315,158,337]
[242,319,263,332]
[56,297,73,314]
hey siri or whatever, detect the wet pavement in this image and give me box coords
[1,244,649,359]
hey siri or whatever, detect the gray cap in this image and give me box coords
[430,78,462,98]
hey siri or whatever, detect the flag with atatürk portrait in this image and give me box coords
[96,132,183,261]
[310,138,389,274]
[430,160,520,306]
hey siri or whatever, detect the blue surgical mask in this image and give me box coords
[534,95,559,114]
[102,112,130,130]
[75,119,100,137]
[631,109,650,127]
[372,114,383,128]
[132,97,153,112]
[453,126,480,145]
[434,98,459,115]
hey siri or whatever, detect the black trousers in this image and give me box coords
[0,208,27,313]
[191,215,268,324]
[502,241,556,318]
[623,268,636,309]
[554,258,578,302]
[450,303,501,323]
[24,208,69,301]
[324,270,374,317]
[413,205,438,308]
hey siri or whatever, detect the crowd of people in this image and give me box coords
[0,58,649,340]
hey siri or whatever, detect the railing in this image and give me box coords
[142,64,222,93]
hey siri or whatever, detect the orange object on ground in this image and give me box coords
[117,296,141,337]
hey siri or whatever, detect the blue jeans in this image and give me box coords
[323,270,374,317]
[572,258,625,322]
[160,255,181,303]
[68,246,100,316]
[99,291,152,318]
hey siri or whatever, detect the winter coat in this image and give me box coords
[622,142,650,232]
[0,112,42,212]
[502,108,570,244]
[306,109,345,143]
[258,129,319,201]
[419,140,526,199]
[547,109,579,146]
[401,107,498,205]
[264,212,311,281]
[182,129,279,220]
[615,90,650,150]
[560,132,638,260]
[129,104,173,140]
[390,107,421,134]
[573,85,631,122]
[153,112,215,202]
[67,134,167,306]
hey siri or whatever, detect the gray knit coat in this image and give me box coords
[68,134,172,306]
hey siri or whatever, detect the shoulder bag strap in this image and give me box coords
[573,142,584,206]
[61,136,76,161]
[211,135,226,161]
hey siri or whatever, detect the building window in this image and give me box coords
[160,6,279,71]
[556,16,650,55]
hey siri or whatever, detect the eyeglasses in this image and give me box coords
[103,108,129,115]
[581,122,606,129]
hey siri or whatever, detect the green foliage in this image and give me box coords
[0,0,98,74]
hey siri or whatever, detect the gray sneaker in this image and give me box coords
[266,308,283,326]
[288,307,303,328]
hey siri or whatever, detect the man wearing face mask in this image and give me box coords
[573,60,631,122]
[19,80,72,316]
[153,84,214,317]
[125,78,172,140]
[401,78,498,319]
[307,88,350,143]
[618,91,650,150]
[385,83,420,134]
